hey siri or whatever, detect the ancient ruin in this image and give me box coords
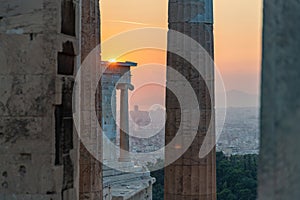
[0,0,216,199]
[0,0,101,199]
[2,0,298,200]
[100,61,155,200]
[165,0,216,199]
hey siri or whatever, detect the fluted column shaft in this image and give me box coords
[165,0,216,199]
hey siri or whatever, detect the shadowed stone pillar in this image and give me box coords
[79,0,102,199]
[165,0,216,199]
[117,83,134,162]
[258,1,300,199]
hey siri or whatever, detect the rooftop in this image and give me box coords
[101,61,138,67]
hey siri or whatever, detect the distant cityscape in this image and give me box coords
[216,107,259,156]
[125,103,259,164]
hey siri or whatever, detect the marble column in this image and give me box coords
[165,0,216,199]
[117,83,134,162]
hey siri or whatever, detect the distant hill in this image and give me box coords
[217,90,259,108]
[130,88,259,109]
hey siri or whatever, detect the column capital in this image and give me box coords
[116,83,134,91]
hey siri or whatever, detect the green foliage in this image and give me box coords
[148,153,258,200]
[148,159,164,200]
[217,152,258,200]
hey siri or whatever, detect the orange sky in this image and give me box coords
[100,0,263,108]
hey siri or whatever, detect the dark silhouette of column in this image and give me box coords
[258,0,300,199]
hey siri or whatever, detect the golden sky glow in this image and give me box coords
[100,0,263,108]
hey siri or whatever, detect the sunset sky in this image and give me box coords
[100,0,263,109]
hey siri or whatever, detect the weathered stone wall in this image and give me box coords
[0,0,80,199]
[165,0,216,199]
[258,1,300,199]
[0,0,102,199]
